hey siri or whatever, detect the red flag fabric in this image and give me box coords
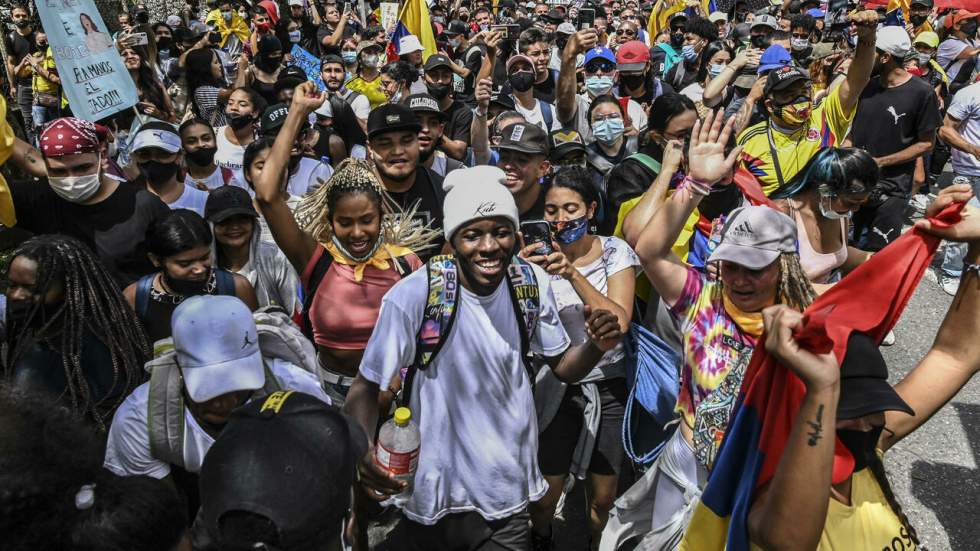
[733,167,779,209]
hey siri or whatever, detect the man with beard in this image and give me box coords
[181,118,237,191]
[320,54,370,133]
[408,94,466,177]
[422,54,472,161]
[367,103,446,259]
[131,122,209,216]
[497,121,551,220]
[258,103,334,196]
[4,5,37,142]
[346,167,622,550]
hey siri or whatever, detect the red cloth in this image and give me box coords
[733,167,778,209]
[38,117,107,157]
[744,201,964,488]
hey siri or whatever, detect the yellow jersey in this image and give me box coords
[737,84,855,196]
[32,47,60,96]
[345,74,387,110]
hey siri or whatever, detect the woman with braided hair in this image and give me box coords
[256,84,437,401]
[614,110,818,548]
[3,235,151,430]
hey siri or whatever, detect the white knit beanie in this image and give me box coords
[442,166,520,241]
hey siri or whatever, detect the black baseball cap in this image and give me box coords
[497,122,550,155]
[444,19,468,36]
[200,391,367,550]
[550,129,586,161]
[407,93,448,120]
[423,54,453,72]
[205,185,259,223]
[490,87,516,110]
[543,7,564,22]
[259,103,290,137]
[276,65,307,92]
[763,65,810,97]
[837,333,915,420]
[367,103,422,139]
[909,0,932,7]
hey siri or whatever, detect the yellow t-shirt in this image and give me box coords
[737,85,855,196]
[346,74,387,110]
[32,47,59,96]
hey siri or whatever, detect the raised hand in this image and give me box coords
[584,305,623,352]
[913,184,980,243]
[474,77,492,112]
[762,305,840,391]
[686,110,742,186]
[566,29,598,58]
[291,81,327,115]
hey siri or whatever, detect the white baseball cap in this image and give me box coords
[399,34,424,54]
[172,295,265,403]
[288,0,303,6]
[442,166,519,240]
[131,122,182,154]
[876,26,911,58]
[751,14,779,30]
[708,11,727,23]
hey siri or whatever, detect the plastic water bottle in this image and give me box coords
[374,407,420,506]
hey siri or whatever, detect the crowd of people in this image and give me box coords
[4,0,980,549]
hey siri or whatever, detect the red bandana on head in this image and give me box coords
[39,117,105,157]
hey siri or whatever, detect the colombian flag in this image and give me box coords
[386,0,438,62]
[648,0,686,39]
[679,201,965,551]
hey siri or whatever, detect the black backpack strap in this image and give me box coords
[392,255,413,276]
[300,246,334,341]
[135,274,155,321]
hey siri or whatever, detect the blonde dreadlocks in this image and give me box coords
[776,253,818,311]
[293,158,438,252]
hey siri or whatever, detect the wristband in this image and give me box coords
[964,261,980,277]
[680,175,713,196]
[473,106,487,118]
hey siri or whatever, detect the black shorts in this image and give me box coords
[538,378,628,477]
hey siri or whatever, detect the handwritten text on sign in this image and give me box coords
[36,0,139,121]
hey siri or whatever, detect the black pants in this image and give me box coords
[402,511,530,551]
[852,195,907,252]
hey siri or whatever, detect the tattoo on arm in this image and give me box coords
[806,404,824,447]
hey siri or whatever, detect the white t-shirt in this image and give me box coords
[214,126,246,171]
[340,89,371,120]
[184,165,229,190]
[103,358,329,479]
[937,38,977,83]
[550,236,639,378]
[947,82,980,177]
[166,184,210,217]
[514,98,563,134]
[287,157,335,197]
[360,261,570,525]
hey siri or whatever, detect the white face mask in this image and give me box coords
[49,169,102,203]
[818,193,851,220]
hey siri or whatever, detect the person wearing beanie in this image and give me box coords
[850,25,942,252]
[345,166,623,549]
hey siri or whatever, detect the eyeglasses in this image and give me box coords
[592,113,622,122]
[620,28,636,36]
[585,61,615,73]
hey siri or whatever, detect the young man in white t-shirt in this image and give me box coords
[507,54,562,134]
[130,121,209,216]
[104,295,328,480]
[344,167,623,549]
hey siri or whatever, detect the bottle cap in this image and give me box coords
[394,407,411,426]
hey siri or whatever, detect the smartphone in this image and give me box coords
[822,0,848,43]
[578,8,595,30]
[130,32,149,46]
[491,23,520,39]
[520,220,554,256]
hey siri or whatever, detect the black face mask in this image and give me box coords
[186,146,217,166]
[734,10,748,22]
[427,82,451,100]
[670,31,685,47]
[962,22,979,39]
[508,71,535,92]
[227,112,254,130]
[14,19,30,29]
[6,298,63,330]
[837,425,884,472]
[139,160,180,185]
[254,54,282,72]
[556,37,569,51]
[620,72,646,89]
[37,41,48,49]
[909,14,927,27]
[157,37,173,50]
[163,270,211,296]
[313,126,334,158]
[751,34,771,49]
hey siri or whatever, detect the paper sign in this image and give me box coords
[380,2,400,35]
[290,44,326,91]
[35,0,139,122]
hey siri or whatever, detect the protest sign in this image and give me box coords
[290,44,326,91]
[35,0,139,122]
[380,2,400,35]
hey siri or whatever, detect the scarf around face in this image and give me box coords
[324,240,413,282]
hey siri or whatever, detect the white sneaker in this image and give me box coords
[882,330,896,346]
[910,194,930,214]
[940,275,960,296]
[923,268,938,284]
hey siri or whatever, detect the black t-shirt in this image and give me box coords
[533,72,558,105]
[460,43,486,104]
[664,62,699,92]
[618,76,674,108]
[521,185,547,222]
[5,30,37,86]
[444,99,474,149]
[386,167,446,260]
[852,75,942,179]
[298,15,319,53]
[10,179,170,286]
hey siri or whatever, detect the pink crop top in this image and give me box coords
[792,206,848,284]
[302,246,422,349]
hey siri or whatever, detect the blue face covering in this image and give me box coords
[682,43,699,62]
[585,75,615,97]
[709,63,726,77]
[592,117,625,145]
[551,215,589,244]
[342,51,357,64]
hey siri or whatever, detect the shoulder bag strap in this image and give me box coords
[136,274,155,321]
[147,360,186,468]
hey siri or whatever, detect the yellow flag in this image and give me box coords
[399,0,438,61]
[648,0,686,40]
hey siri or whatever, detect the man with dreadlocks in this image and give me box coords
[3,235,150,429]
[255,81,438,403]
[7,117,170,287]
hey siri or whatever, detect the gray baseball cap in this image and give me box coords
[707,206,797,269]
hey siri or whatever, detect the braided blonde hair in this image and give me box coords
[293,158,439,252]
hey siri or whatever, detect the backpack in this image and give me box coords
[399,254,541,407]
[540,100,554,132]
[145,305,320,467]
[135,269,237,321]
[300,247,414,341]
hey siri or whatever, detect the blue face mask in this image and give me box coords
[585,75,614,97]
[682,43,699,62]
[709,63,726,77]
[551,215,589,244]
[592,117,625,144]
[342,51,357,64]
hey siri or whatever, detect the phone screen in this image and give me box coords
[521,221,554,256]
[579,8,595,29]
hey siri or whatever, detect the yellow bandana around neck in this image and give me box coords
[323,241,413,282]
[722,292,765,338]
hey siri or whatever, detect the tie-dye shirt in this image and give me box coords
[669,267,758,427]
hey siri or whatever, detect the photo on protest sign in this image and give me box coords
[380,2,399,35]
[290,44,326,91]
[35,0,138,121]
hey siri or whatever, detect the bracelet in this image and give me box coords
[472,106,487,118]
[679,175,713,196]
[964,262,980,276]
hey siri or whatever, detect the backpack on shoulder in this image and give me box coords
[134,268,237,321]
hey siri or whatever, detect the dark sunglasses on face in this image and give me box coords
[585,61,615,73]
